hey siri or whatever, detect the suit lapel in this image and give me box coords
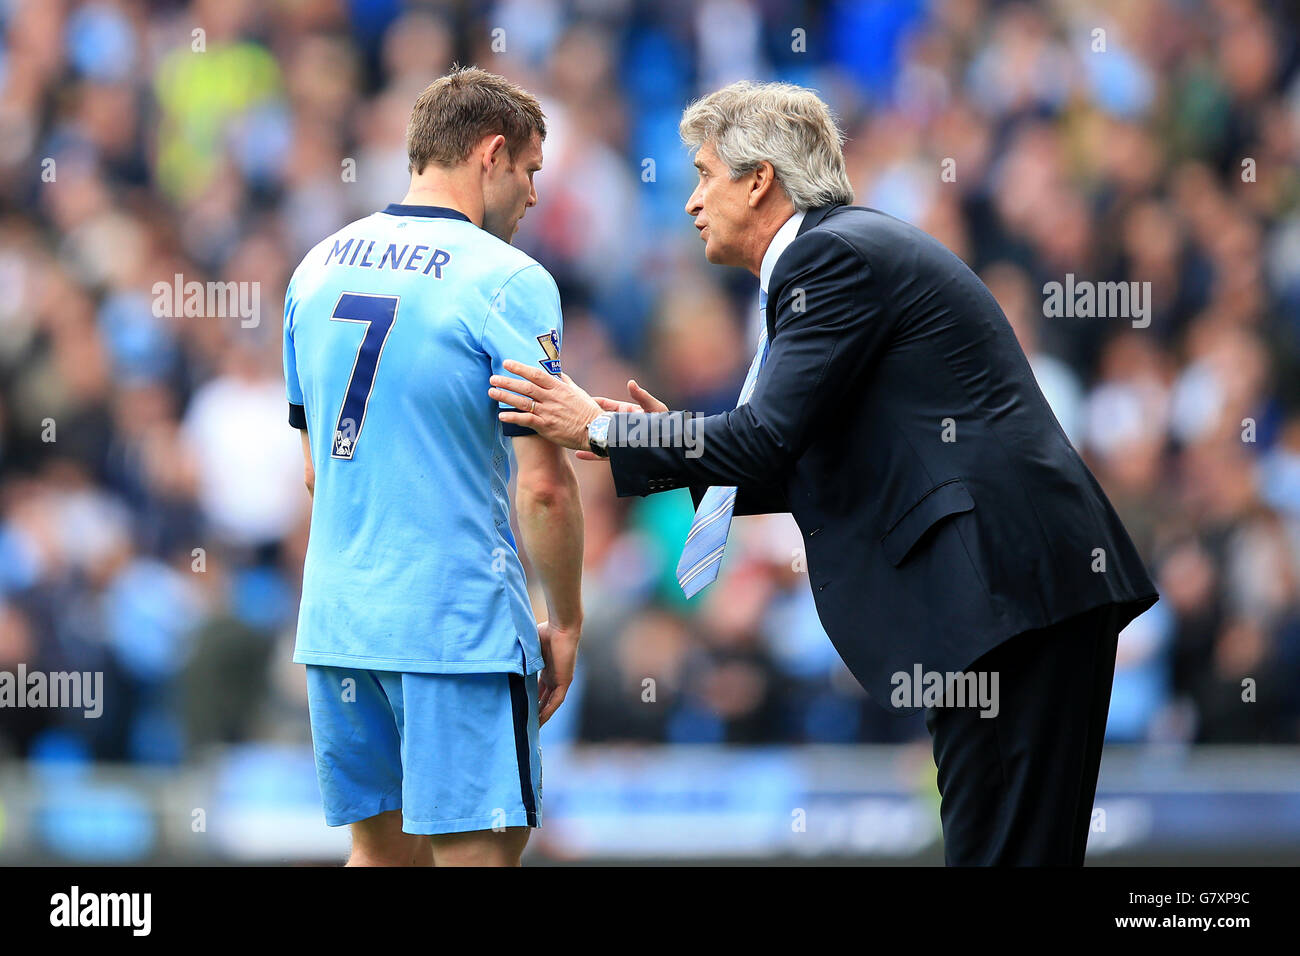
[765,204,843,331]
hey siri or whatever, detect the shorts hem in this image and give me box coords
[323,793,404,828]
[401,810,540,835]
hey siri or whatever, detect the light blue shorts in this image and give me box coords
[304,666,541,834]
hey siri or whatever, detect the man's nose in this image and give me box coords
[685,187,702,217]
[527,185,537,207]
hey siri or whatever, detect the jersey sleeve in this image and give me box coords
[283,275,306,430]
[480,264,563,438]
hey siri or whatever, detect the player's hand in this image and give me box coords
[492,362,603,451]
[575,380,669,461]
[537,619,580,726]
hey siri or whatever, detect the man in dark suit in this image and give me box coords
[488,81,1159,865]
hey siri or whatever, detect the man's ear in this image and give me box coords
[481,133,507,172]
[748,160,777,208]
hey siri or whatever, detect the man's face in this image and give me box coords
[685,142,752,267]
[482,132,541,244]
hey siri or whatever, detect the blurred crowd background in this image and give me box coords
[2,0,1300,789]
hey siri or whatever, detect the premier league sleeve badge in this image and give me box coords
[536,329,562,376]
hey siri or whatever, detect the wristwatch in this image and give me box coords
[587,412,612,458]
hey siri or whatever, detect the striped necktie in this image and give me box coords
[676,288,771,598]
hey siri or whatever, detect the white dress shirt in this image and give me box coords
[759,209,808,296]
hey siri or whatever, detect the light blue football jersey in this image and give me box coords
[283,203,562,674]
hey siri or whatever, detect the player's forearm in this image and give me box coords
[515,471,584,629]
[300,429,314,499]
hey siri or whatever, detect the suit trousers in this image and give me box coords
[924,602,1123,865]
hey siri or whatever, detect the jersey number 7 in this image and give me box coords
[329,292,398,460]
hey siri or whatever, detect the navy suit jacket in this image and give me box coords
[607,204,1159,712]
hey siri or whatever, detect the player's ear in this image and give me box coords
[482,134,507,172]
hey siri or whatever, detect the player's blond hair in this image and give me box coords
[406,65,547,173]
[679,81,854,210]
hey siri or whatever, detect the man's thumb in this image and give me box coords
[629,379,665,412]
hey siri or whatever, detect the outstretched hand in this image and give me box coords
[490,360,603,451]
[575,379,669,461]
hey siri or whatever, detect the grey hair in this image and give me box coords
[679,81,854,211]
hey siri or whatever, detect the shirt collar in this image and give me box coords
[759,209,807,295]
[381,203,472,223]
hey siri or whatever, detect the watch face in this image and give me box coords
[588,415,611,455]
